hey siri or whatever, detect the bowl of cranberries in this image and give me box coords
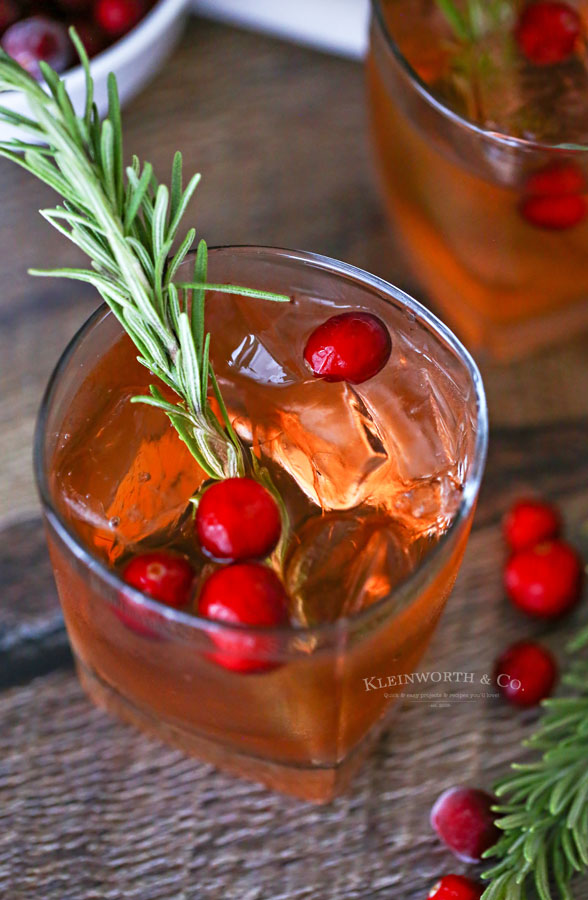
[0,0,189,138]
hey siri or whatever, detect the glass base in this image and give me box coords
[76,659,380,804]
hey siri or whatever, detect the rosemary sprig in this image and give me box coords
[0,33,289,481]
[481,625,588,900]
[434,0,514,42]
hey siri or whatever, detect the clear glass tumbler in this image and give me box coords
[35,246,487,802]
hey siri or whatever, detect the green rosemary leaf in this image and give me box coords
[107,74,123,211]
[167,171,201,243]
[170,151,183,224]
[177,312,202,414]
[178,281,290,302]
[165,227,196,285]
[68,27,93,130]
[435,0,473,41]
[152,183,169,262]
[200,331,211,409]
[124,163,153,232]
[191,239,207,357]
[125,236,155,281]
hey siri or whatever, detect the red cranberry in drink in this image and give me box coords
[431,786,499,863]
[0,1,19,37]
[515,1,582,65]
[495,641,558,707]
[303,311,392,384]
[195,477,282,562]
[428,875,483,900]
[94,0,145,37]
[2,17,73,78]
[198,562,289,673]
[503,497,562,553]
[504,539,583,618]
[122,550,195,608]
[520,162,587,230]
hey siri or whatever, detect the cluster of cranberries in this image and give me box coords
[0,0,154,77]
[426,498,584,899]
[513,3,587,230]
[118,311,392,669]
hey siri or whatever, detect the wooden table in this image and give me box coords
[1,17,588,899]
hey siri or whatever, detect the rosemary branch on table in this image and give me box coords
[0,32,289,483]
[481,624,588,900]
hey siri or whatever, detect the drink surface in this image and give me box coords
[51,288,471,626]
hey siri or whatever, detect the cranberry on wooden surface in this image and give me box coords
[503,497,562,552]
[121,550,195,608]
[94,0,145,37]
[198,562,289,673]
[195,477,282,562]
[495,641,558,707]
[428,875,483,900]
[303,311,392,384]
[2,16,73,78]
[515,1,582,65]
[504,539,583,618]
[431,787,500,863]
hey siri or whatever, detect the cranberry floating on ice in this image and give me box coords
[2,16,72,78]
[195,477,282,562]
[495,641,558,707]
[431,786,499,863]
[428,875,483,900]
[198,562,289,673]
[504,539,583,618]
[303,311,392,384]
[515,1,582,66]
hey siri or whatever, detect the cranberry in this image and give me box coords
[520,162,587,229]
[430,786,500,863]
[195,477,282,562]
[495,641,557,707]
[2,16,73,78]
[503,497,562,552]
[197,562,289,673]
[505,539,583,618]
[303,311,392,384]
[515,1,582,65]
[94,0,145,37]
[71,19,106,57]
[0,1,19,36]
[121,551,195,608]
[521,193,587,229]
[428,875,483,900]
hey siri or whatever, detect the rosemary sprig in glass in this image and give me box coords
[481,625,588,900]
[0,33,289,483]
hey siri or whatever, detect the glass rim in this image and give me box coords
[370,0,588,155]
[34,244,488,640]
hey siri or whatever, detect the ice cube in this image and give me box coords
[285,511,428,626]
[53,388,203,564]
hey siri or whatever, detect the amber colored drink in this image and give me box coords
[36,247,487,801]
[368,0,588,359]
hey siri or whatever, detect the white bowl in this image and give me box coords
[0,0,190,141]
